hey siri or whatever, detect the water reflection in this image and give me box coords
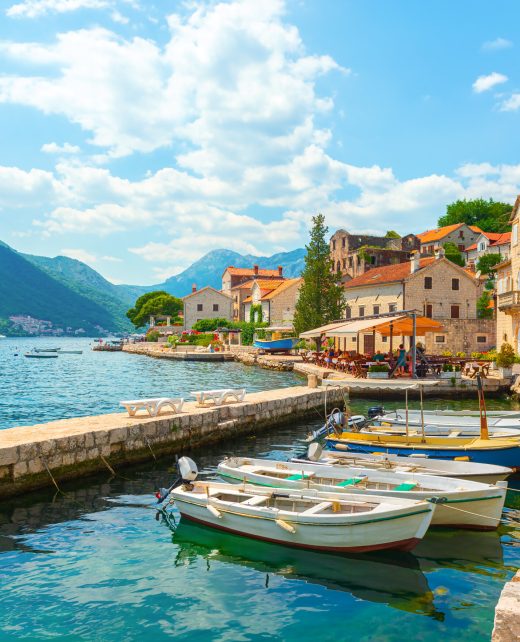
[171,520,445,620]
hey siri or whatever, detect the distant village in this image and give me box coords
[147,197,519,357]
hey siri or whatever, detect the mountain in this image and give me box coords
[117,248,306,298]
[0,243,125,335]
[23,253,133,331]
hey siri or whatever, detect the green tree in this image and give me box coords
[476,253,503,276]
[192,318,230,332]
[127,290,183,328]
[438,198,512,233]
[294,214,344,336]
[385,230,401,238]
[477,290,493,319]
[443,242,465,267]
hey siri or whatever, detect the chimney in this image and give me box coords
[278,265,283,277]
[192,283,197,293]
[410,251,420,273]
[253,264,259,276]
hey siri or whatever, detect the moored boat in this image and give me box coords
[292,446,512,485]
[218,456,507,530]
[24,351,58,359]
[164,458,434,553]
[253,337,299,352]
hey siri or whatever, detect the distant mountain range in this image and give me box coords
[0,242,305,335]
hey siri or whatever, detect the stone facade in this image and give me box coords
[423,318,496,355]
[496,196,520,352]
[182,286,233,330]
[243,278,302,326]
[417,223,482,255]
[329,229,419,281]
[464,232,511,269]
[0,386,346,499]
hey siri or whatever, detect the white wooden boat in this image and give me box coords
[58,350,83,354]
[33,347,60,353]
[364,422,520,439]
[375,409,520,432]
[24,352,58,359]
[292,446,512,485]
[218,457,508,530]
[167,459,434,553]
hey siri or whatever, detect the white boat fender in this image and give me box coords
[334,443,350,451]
[307,443,323,461]
[178,457,198,482]
[275,519,296,534]
[207,504,222,519]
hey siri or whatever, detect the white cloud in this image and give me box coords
[60,248,98,263]
[0,166,57,207]
[500,93,520,111]
[6,0,109,18]
[472,72,508,93]
[482,37,513,51]
[41,142,81,154]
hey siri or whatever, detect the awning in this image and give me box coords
[327,316,409,337]
[299,321,350,338]
[301,315,443,338]
[376,317,443,337]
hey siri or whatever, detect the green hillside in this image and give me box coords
[0,244,121,335]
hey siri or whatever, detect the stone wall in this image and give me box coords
[268,279,302,326]
[0,385,345,499]
[492,570,520,642]
[183,287,233,330]
[423,318,496,354]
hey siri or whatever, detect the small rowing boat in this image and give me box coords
[292,444,512,485]
[218,457,507,530]
[24,351,58,359]
[163,458,434,553]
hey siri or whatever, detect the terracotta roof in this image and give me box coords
[417,223,483,244]
[465,231,511,253]
[262,278,303,300]
[182,286,232,301]
[224,267,281,277]
[491,232,511,246]
[344,258,436,288]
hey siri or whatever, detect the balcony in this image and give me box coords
[497,290,520,311]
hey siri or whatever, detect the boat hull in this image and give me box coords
[253,338,298,352]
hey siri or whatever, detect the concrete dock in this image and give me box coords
[0,385,346,499]
[492,570,520,642]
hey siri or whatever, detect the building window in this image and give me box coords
[513,224,518,246]
[345,306,351,319]
[452,278,459,291]
[425,304,433,318]
[424,276,432,289]
[332,240,336,250]
[348,257,353,268]
[458,244,465,251]
[352,337,357,342]
[213,304,219,312]
[342,237,346,248]
[359,306,365,317]
[476,335,487,343]
[451,305,460,319]
[336,261,341,272]
[459,230,464,238]
[382,336,387,343]
[197,304,203,312]
[373,305,380,315]
[389,303,397,313]
[342,258,347,269]
[435,335,446,344]
[478,242,486,251]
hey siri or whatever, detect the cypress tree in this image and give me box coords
[294,214,344,336]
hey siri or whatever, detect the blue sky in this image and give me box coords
[0,0,519,284]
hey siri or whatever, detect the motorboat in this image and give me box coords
[24,351,58,359]
[291,444,512,485]
[218,456,507,530]
[162,457,434,553]
[370,407,520,432]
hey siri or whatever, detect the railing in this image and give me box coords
[497,290,520,309]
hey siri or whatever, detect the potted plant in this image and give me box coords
[368,364,390,379]
[440,363,454,379]
[495,342,515,378]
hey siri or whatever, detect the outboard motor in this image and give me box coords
[367,405,384,420]
[156,456,198,503]
[348,415,367,431]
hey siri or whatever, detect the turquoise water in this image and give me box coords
[0,338,299,429]
[0,338,519,640]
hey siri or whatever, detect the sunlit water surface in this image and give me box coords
[0,338,519,640]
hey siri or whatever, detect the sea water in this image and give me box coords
[0,338,519,640]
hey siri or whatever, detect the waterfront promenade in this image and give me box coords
[0,384,346,499]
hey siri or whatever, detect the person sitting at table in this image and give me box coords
[373,350,385,362]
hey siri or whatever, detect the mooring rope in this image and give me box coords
[434,501,519,524]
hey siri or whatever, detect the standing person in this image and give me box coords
[396,343,407,376]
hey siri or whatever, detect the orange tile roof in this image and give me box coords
[491,232,511,246]
[417,223,483,244]
[344,258,436,288]
[465,231,510,253]
[262,278,303,300]
[225,267,281,277]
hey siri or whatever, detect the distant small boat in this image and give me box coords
[25,352,58,359]
[59,350,83,354]
[0,334,6,339]
[34,348,60,353]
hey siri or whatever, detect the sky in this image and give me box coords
[0,0,519,285]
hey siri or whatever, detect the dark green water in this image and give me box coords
[1,399,519,641]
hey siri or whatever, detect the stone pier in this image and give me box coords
[492,570,520,642]
[0,385,346,499]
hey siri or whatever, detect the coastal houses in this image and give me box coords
[342,250,494,354]
[182,285,233,330]
[243,278,303,326]
[464,231,511,269]
[417,223,482,255]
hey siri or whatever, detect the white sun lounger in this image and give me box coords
[191,388,246,406]
[120,397,184,417]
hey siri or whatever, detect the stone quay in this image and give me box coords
[0,384,346,499]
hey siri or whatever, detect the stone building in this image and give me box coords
[417,223,482,255]
[229,277,285,321]
[222,265,284,292]
[464,231,511,269]
[182,286,233,330]
[243,278,302,327]
[496,196,520,352]
[329,230,419,281]
[342,251,493,355]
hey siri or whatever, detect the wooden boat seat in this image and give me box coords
[241,496,268,506]
[286,472,315,481]
[302,501,333,515]
[394,481,418,491]
[336,477,365,487]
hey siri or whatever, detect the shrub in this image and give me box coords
[471,351,483,359]
[192,318,230,332]
[441,350,453,357]
[368,364,390,373]
[456,351,466,358]
[496,343,515,368]
[167,335,180,347]
[146,330,160,342]
[442,363,453,372]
